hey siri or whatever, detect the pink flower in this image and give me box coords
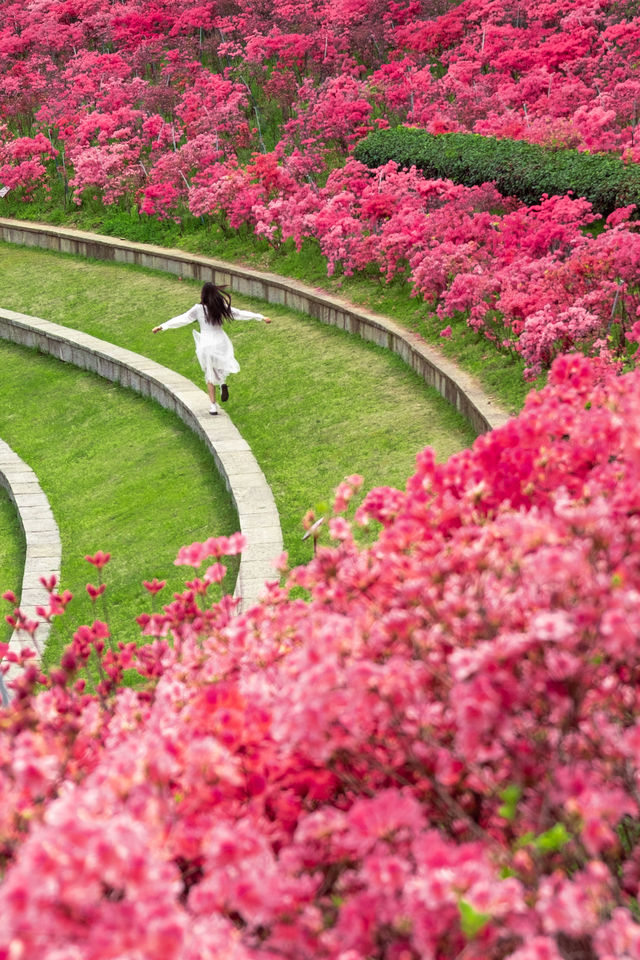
[204,563,227,584]
[86,582,106,600]
[328,516,352,541]
[174,541,208,567]
[84,551,111,569]
[143,578,166,595]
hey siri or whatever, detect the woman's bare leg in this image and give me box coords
[207,382,219,414]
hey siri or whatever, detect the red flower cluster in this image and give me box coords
[2,354,640,957]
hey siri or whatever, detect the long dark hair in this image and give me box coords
[201,282,234,326]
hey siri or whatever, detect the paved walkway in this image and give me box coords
[0,307,283,634]
[0,438,61,700]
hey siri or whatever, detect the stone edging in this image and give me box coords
[0,218,511,435]
[0,308,283,614]
[0,438,61,699]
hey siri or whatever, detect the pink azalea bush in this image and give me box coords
[186,154,640,377]
[0,125,58,197]
[3,0,640,376]
[4,354,640,957]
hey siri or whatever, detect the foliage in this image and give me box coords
[4,3,640,953]
[3,355,640,957]
[354,128,640,216]
[3,0,640,378]
[175,152,640,380]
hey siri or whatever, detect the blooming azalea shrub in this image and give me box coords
[186,153,640,377]
[0,125,58,198]
[3,0,640,377]
[3,354,640,957]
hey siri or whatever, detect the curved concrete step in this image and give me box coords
[0,438,61,701]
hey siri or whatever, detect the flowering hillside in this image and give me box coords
[3,10,640,954]
[3,353,640,959]
[1,0,640,374]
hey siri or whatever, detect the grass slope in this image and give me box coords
[0,486,24,647]
[0,242,476,574]
[0,339,239,664]
[0,199,540,413]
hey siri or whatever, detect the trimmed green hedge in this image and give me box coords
[353,128,640,216]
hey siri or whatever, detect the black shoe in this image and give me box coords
[221,384,229,403]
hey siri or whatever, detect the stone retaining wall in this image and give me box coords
[0,439,61,696]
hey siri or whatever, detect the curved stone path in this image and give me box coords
[0,438,61,701]
[0,307,283,622]
[0,218,510,434]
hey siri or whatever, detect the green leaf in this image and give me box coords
[498,784,522,820]
[353,129,640,218]
[533,822,570,852]
[458,899,491,939]
[515,831,535,849]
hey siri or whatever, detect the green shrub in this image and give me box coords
[354,128,640,216]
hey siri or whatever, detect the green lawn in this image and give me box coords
[0,339,239,664]
[0,242,477,575]
[0,485,24,646]
[0,200,541,413]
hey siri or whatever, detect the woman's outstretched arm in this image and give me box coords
[230,307,272,323]
[152,305,200,332]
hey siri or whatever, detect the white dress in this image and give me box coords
[159,303,266,385]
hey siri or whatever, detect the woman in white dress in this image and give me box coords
[152,282,271,415]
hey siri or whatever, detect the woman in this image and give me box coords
[153,282,271,415]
